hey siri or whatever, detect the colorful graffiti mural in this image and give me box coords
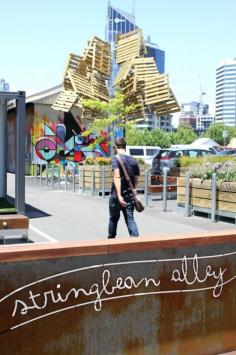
[33,112,108,164]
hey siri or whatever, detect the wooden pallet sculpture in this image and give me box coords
[52,36,111,114]
[116,29,146,64]
[83,37,111,79]
[113,30,180,120]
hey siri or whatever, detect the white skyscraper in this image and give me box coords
[215,58,236,126]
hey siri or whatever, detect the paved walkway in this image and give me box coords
[4,174,236,244]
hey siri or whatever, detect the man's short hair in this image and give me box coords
[114,137,126,149]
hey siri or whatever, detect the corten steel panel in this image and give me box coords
[0,232,235,354]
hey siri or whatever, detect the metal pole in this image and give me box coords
[65,165,68,191]
[40,163,43,184]
[34,163,38,181]
[211,173,217,222]
[91,167,94,196]
[0,100,7,198]
[185,172,191,217]
[46,164,49,186]
[52,165,54,189]
[102,166,105,197]
[162,167,168,212]
[144,170,149,207]
[58,166,61,191]
[72,166,76,193]
[15,92,26,214]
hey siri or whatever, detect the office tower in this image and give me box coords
[105,2,171,131]
[0,79,10,92]
[215,58,236,126]
[145,36,165,74]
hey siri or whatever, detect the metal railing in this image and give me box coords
[33,164,176,211]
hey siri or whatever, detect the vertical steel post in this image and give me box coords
[144,170,149,207]
[162,167,168,212]
[40,164,43,184]
[58,166,61,191]
[0,100,7,198]
[211,173,217,222]
[16,92,26,214]
[80,166,84,194]
[65,165,68,191]
[72,166,76,193]
[102,166,105,197]
[46,164,49,186]
[34,164,38,181]
[51,165,54,189]
[185,172,191,217]
[91,167,94,196]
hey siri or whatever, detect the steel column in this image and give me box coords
[0,100,7,198]
[15,92,26,214]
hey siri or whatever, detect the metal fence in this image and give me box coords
[33,164,176,212]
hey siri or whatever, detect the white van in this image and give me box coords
[126,146,160,164]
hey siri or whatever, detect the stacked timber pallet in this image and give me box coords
[114,30,180,117]
[52,29,180,121]
[52,37,111,115]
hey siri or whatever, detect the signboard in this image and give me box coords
[0,233,235,354]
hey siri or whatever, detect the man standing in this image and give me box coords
[108,137,140,238]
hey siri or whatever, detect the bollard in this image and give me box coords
[51,165,54,189]
[46,164,49,186]
[58,167,61,191]
[211,173,217,222]
[65,166,68,191]
[162,167,169,212]
[144,170,149,207]
[91,167,94,196]
[34,164,38,181]
[102,166,105,197]
[72,166,76,193]
[40,164,43,185]
[185,172,191,217]
[80,166,85,193]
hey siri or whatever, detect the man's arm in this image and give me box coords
[113,168,127,207]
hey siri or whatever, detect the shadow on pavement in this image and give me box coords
[7,196,51,219]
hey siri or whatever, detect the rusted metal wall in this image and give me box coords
[0,234,235,354]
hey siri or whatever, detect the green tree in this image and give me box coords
[82,92,136,147]
[171,126,197,145]
[202,123,236,146]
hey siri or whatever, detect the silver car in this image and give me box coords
[152,148,215,175]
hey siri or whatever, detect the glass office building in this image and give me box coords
[145,36,165,74]
[215,58,236,127]
[105,3,171,131]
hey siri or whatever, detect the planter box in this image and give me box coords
[169,167,189,177]
[81,165,150,193]
[177,177,236,215]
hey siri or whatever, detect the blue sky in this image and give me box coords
[0,0,235,122]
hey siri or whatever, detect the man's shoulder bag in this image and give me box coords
[116,155,145,213]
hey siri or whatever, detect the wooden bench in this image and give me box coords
[0,215,29,244]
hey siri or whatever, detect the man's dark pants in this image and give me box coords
[108,194,139,238]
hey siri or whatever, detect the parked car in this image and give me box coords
[152,147,216,175]
[217,149,236,156]
[126,146,160,164]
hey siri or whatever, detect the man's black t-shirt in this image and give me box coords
[111,154,140,197]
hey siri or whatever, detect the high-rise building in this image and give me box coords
[215,58,236,126]
[105,2,171,131]
[179,101,214,133]
[145,36,165,74]
[0,79,9,92]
